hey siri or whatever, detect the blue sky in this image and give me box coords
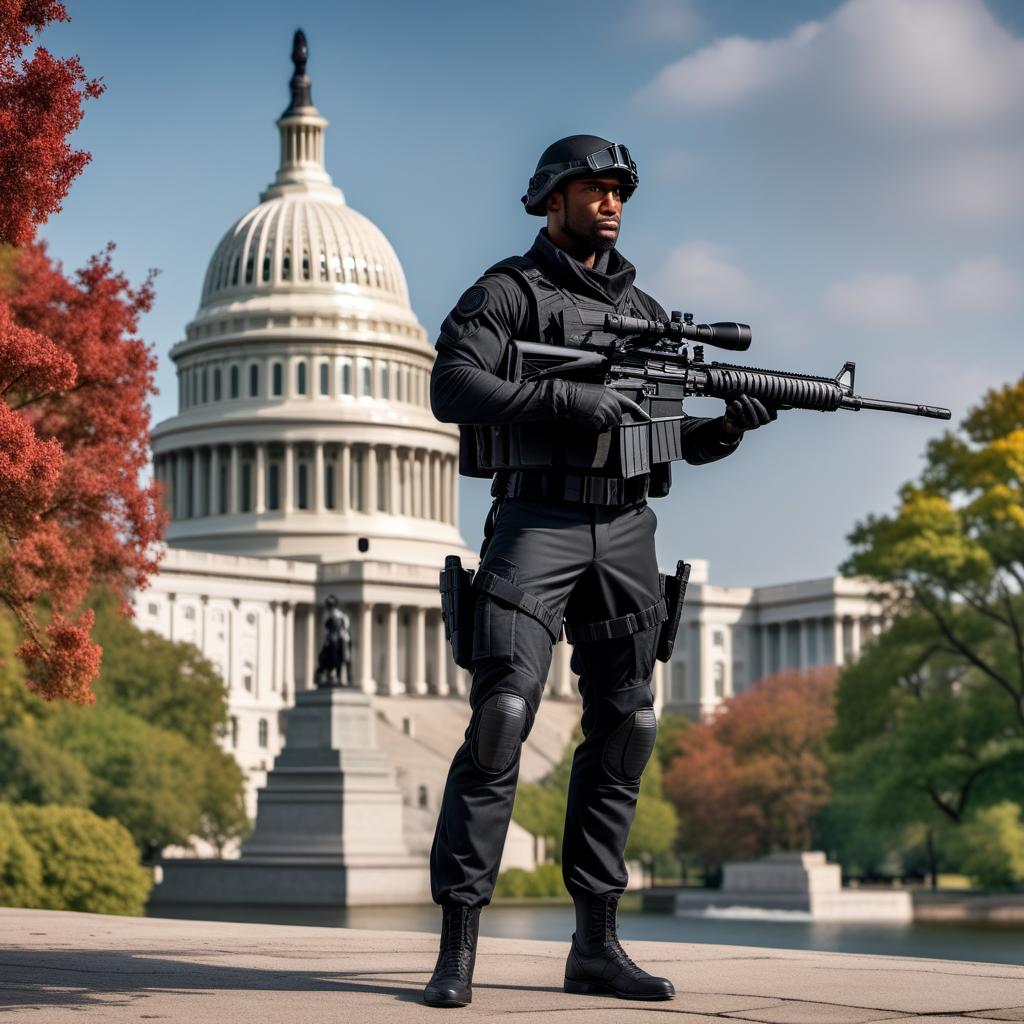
[38,0,1024,586]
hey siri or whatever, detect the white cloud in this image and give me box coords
[941,256,1020,312]
[636,0,1024,129]
[624,0,701,42]
[914,147,1024,224]
[824,257,1020,325]
[651,241,757,313]
[824,273,930,326]
[638,22,821,112]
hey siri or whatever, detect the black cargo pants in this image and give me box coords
[430,495,663,908]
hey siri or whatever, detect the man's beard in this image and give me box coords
[562,209,618,253]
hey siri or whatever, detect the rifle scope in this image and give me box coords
[605,313,752,351]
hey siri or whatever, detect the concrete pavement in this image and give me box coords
[1,907,1023,1023]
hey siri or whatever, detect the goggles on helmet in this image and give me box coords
[522,142,639,215]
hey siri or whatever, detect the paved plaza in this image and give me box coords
[1,907,1023,1023]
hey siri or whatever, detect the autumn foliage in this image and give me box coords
[663,667,838,870]
[0,3,166,702]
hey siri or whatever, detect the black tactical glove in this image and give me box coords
[721,393,778,437]
[561,382,651,430]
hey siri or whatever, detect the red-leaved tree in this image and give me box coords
[664,667,838,872]
[0,2,166,702]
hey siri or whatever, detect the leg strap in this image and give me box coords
[564,597,668,644]
[472,570,562,642]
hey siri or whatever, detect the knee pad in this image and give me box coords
[471,692,529,773]
[602,707,657,782]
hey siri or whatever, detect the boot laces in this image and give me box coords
[441,908,473,977]
[602,900,646,980]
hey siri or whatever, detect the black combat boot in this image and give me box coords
[423,904,481,1008]
[564,893,675,1000]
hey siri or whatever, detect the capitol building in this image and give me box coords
[132,35,884,841]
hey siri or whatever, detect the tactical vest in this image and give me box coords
[458,255,664,485]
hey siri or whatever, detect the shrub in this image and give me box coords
[957,802,1024,890]
[494,862,565,899]
[0,803,44,907]
[0,727,92,807]
[13,804,152,915]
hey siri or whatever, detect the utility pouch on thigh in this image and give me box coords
[656,560,691,663]
[440,555,476,670]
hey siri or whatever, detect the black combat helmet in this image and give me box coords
[521,135,639,216]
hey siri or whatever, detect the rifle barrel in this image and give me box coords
[839,395,951,419]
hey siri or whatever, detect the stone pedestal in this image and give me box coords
[150,688,431,908]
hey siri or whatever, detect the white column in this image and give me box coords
[304,602,316,692]
[283,442,294,512]
[431,454,441,521]
[441,457,451,524]
[449,456,458,528]
[209,446,221,516]
[271,601,281,692]
[760,624,770,681]
[283,601,295,695]
[384,604,400,694]
[851,617,862,660]
[167,592,177,642]
[403,450,413,517]
[359,603,374,694]
[413,451,423,519]
[190,449,201,519]
[314,442,325,513]
[339,443,351,514]
[389,446,400,515]
[433,613,450,696]
[799,620,810,670]
[228,598,239,689]
[366,444,378,513]
[421,450,432,522]
[833,617,845,666]
[255,443,266,514]
[228,444,240,515]
[411,606,427,695]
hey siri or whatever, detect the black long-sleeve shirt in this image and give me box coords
[431,229,740,467]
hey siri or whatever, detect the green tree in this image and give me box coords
[0,725,92,806]
[11,803,152,915]
[88,587,227,745]
[0,802,44,908]
[40,704,204,858]
[834,376,1024,883]
[954,801,1024,890]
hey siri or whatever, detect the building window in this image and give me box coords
[213,367,222,400]
[713,630,724,648]
[249,363,259,397]
[262,251,271,282]
[397,366,406,403]
[230,716,238,748]
[218,462,228,513]
[340,362,353,395]
[360,362,372,397]
[184,606,196,621]
[244,252,254,284]
[258,718,268,747]
[229,365,239,398]
[325,462,336,509]
[282,248,291,280]
[272,362,283,396]
[379,363,390,400]
[297,463,309,509]
[296,361,307,396]
[417,785,429,809]
[243,663,254,693]
[713,662,726,698]
[201,368,208,403]
[301,248,310,281]
[147,602,159,616]
[319,362,329,396]
[241,462,252,512]
[268,463,280,510]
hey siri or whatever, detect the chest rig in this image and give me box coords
[459,255,661,487]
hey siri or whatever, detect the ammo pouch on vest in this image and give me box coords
[439,555,562,670]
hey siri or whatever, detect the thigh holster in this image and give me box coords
[439,555,561,669]
[562,559,691,663]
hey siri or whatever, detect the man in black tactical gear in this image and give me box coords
[424,135,778,1008]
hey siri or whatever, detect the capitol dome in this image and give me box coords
[150,31,466,568]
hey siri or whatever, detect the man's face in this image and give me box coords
[548,176,624,252]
